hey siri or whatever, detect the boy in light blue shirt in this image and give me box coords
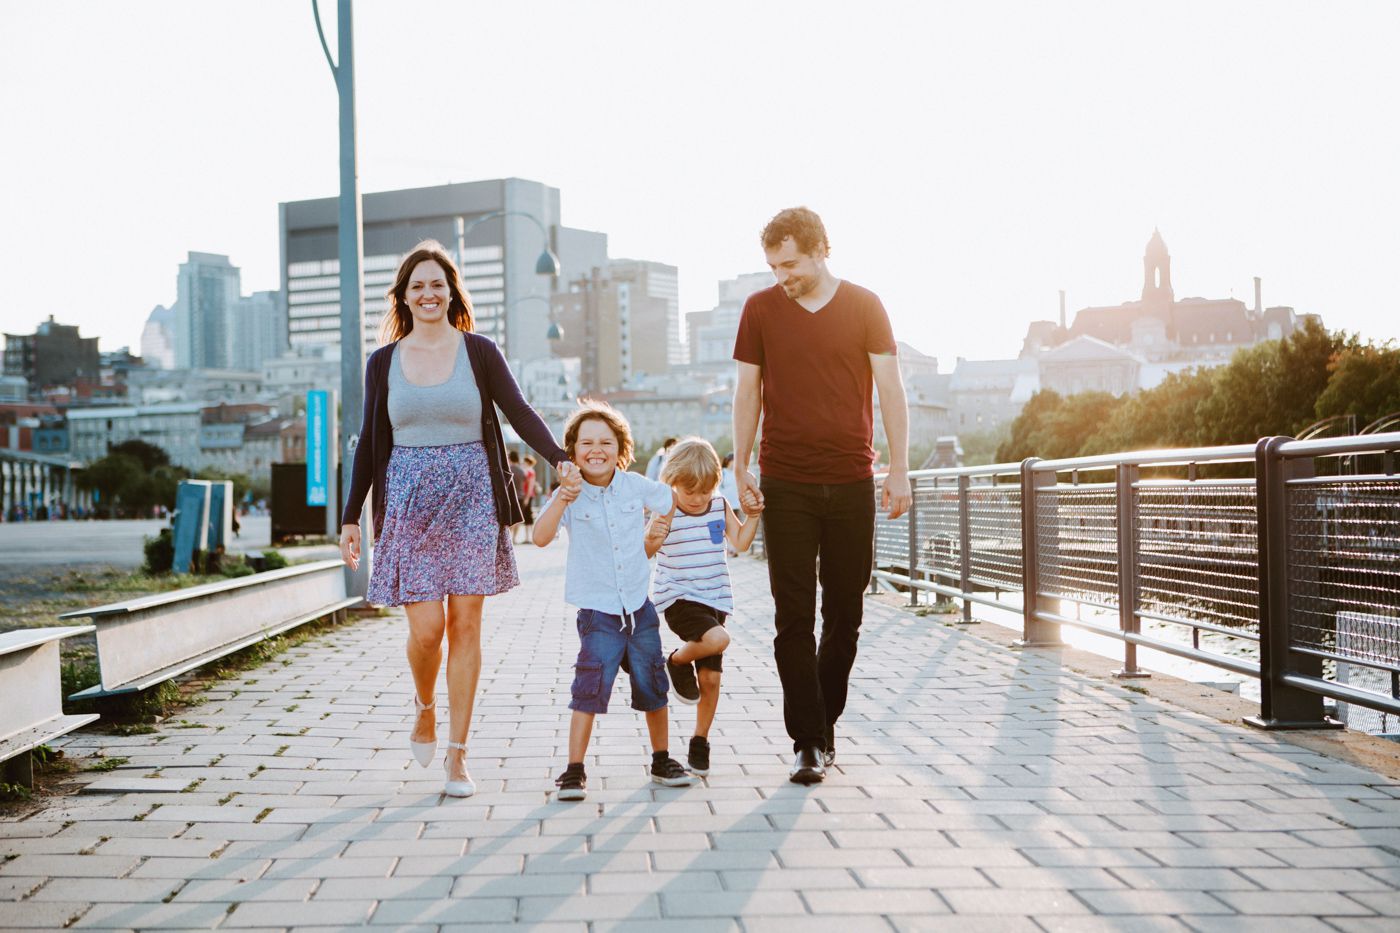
[533,400,696,801]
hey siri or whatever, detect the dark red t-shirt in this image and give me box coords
[733,281,897,484]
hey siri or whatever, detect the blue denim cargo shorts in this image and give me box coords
[569,599,669,714]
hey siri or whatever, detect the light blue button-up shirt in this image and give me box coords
[559,468,675,615]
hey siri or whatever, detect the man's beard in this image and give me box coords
[782,275,815,298]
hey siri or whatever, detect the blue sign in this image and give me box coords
[307,390,328,507]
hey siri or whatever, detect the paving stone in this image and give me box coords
[27,877,182,902]
[1076,889,1234,914]
[226,899,375,926]
[72,900,231,928]
[0,902,91,928]
[1209,891,1375,915]
[939,888,1089,915]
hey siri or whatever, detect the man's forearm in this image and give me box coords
[880,381,910,472]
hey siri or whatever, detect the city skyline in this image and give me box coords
[2,1,1398,368]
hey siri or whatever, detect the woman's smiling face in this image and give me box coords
[405,260,452,325]
[573,417,620,484]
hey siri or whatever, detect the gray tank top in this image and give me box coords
[387,339,484,447]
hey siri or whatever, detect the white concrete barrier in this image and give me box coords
[60,559,361,700]
[0,626,100,785]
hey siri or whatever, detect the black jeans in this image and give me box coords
[760,475,875,751]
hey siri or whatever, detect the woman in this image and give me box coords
[339,240,578,798]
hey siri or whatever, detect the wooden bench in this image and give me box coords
[59,559,361,701]
[0,626,100,786]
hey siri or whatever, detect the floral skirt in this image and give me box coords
[367,442,519,606]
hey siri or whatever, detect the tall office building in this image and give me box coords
[550,259,680,395]
[140,305,176,369]
[278,178,607,363]
[174,252,241,370]
[233,290,286,373]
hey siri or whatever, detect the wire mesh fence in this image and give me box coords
[1034,483,1119,608]
[1137,481,1260,638]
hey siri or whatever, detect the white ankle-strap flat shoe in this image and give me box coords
[443,741,475,798]
[410,693,436,768]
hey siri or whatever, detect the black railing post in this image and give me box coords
[907,475,920,607]
[1246,436,1339,730]
[1017,457,1065,647]
[958,473,974,623]
[1114,462,1150,679]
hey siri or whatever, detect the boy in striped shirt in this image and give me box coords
[645,437,763,775]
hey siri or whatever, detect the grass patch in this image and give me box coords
[85,756,130,773]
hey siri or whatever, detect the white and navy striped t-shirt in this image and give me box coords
[652,496,733,614]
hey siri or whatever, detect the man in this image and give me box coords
[645,437,677,481]
[732,206,911,785]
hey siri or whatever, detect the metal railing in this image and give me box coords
[872,431,1400,729]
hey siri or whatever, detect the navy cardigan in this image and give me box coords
[340,332,567,541]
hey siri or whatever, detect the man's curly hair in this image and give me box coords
[760,206,830,258]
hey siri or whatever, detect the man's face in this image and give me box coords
[764,237,824,300]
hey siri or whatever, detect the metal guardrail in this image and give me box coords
[59,559,361,701]
[872,431,1400,730]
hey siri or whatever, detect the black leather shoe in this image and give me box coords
[789,746,825,785]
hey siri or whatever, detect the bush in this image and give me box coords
[220,559,255,579]
[143,528,174,575]
[260,550,289,571]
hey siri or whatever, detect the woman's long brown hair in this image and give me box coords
[379,240,475,344]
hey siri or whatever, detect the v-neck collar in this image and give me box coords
[785,279,844,315]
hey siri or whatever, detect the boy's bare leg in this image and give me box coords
[644,707,670,753]
[695,669,721,738]
[567,710,595,764]
[670,627,730,665]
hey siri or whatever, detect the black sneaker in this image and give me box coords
[667,651,699,705]
[650,755,696,787]
[687,736,711,776]
[554,763,587,801]
[823,723,836,768]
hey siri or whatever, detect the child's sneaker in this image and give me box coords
[666,651,700,705]
[554,763,587,801]
[650,754,696,787]
[687,736,711,777]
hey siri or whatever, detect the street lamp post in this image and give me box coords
[312,0,368,598]
[453,211,560,358]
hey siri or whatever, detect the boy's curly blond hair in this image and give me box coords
[563,400,635,471]
[660,437,722,493]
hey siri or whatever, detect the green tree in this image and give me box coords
[108,439,172,471]
[1083,367,1214,454]
[997,389,1064,462]
[1315,342,1400,428]
[1195,318,1353,444]
[78,453,144,515]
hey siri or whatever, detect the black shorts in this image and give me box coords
[663,599,727,672]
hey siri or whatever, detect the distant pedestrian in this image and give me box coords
[733,207,911,785]
[645,437,763,777]
[522,454,538,540]
[645,437,677,481]
[339,239,580,798]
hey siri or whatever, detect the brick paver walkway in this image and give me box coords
[3,544,1400,931]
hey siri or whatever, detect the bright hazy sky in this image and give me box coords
[2,1,1397,369]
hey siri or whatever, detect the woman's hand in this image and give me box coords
[339,524,361,571]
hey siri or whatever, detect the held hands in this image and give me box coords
[735,466,764,514]
[339,524,361,571]
[882,470,912,520]
[646,502,676,547]
[556,460,583,503]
